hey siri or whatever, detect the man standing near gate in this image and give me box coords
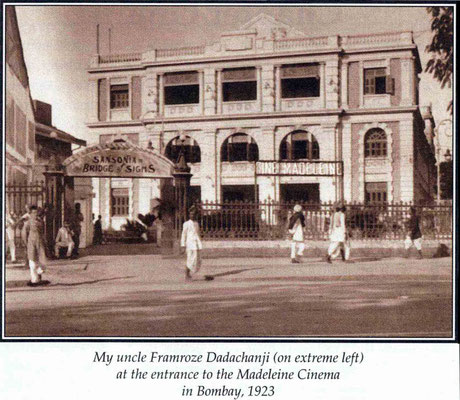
[71,203,84,258]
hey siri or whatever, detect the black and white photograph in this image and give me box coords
[1,1,458,398]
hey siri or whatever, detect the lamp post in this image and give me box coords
[173,132,192,228]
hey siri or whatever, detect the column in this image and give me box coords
[100,178,111,229]
[87,79,99,123]
[401,58,415,106]
[274,65,282,111]
[399,119,414,201]
[257,66,263,112]
[320,123,338,202]
[158,73,165,116]
[142,72,158,117]
[325,59,340,109]
[258,127,276,202]
[359,61,364,108]
[320,63,326,109]
[342,123,352,201]
[199,130,218,202]
[261,65,275,112]
[341,62,348,109]
[216,69,223,114]
[199,70,205,115]
[204,68,216,116]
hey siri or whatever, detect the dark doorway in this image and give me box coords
[222,185,258,202]
[280,183,320,203]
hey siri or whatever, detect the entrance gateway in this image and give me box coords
[46,139,191,252]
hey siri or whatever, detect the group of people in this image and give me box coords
[288,204,423,264]
[5,203,85,286]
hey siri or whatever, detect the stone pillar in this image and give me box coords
[320,63,326,109]
[262,65,275,112]
[341,62,348,109]
[216,69,223,114]
[257,66,263,112]
[342,123,352,202]
[88,79,99,123]
[131,179,139,219]
[199,130,218,202]
[43,169,65,255]
[173,154,192,228]
[158,73,165,116]
[359,61,364,108]
[399,119,415,201]
[204,68,216,116]
[199,70,205,115]
[274,65,282,111]
[401,57,415,106]
[258,127,276,202]
[100,178,111,229]
[320,123,339,202]
[142,72,158,117]
[325,59,340,109]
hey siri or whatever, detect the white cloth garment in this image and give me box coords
[404,236,422,251]
[291,220,304,242]
[181,219,203,273]
[329,211,346,242]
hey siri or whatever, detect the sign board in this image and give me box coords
[256,161,343,176]
[63,143,174,178]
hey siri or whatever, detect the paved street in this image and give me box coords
[4,253,453,338]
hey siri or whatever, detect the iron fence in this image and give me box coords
[190,200,452,241]
[5,181,46,247]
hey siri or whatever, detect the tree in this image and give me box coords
[425,7,453,113]
[439,160,453,200]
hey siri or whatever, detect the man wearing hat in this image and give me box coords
[180,207,203,280]
[288,204,306,263]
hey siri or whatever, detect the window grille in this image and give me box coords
[365,128,387,157]
[110,84,129,109]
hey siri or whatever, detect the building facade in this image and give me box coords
[86,14,436,229]
[5,6,36,186]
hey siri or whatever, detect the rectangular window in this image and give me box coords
[281,64,320,98]
[365,182,388,204]
[164,71,199,105]
[111,188,129,216]
[16,106,27,156]
[364,68,393,95]
[222,68,257,102]
[6,97,15,147]
[110,84,129,109]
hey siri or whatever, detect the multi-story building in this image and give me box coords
[86,14,436,229]
[5,6,36,186]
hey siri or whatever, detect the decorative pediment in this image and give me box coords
[218,13,306,52]
[238,13,306,40]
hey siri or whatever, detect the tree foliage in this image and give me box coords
[425,7,453,111]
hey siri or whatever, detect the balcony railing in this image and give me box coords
[156,45,206,58]
[98,53,142,64]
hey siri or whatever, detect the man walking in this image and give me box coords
[180,208,202,281]
[288,204,305,264]
[404,206,423,259]
[6,207,17,263]
[21,205,48,286]
[326,205,346,264]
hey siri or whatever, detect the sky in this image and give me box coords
[15,4,453,150]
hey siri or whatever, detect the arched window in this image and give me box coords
[165,136,201,163]
[221,133,259,162]
[364,128,387,158]
[280,131,319,160]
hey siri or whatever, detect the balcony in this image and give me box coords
[281,97,322,112]
[222,100,259,114]
[164,104,201,118]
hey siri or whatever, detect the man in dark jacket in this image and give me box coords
[404,207,423,259]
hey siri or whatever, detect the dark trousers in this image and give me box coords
[72,234,80,256]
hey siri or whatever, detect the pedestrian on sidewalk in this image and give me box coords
[93,215,103,245]
[71,203,84,258]
[404,206,423,259]
[326,205,346,264]
[54,221,75,259]
[288,204,305,264]
[5,207,17,263]
[337,206,351,262]
[21,205,48,286]
[180,208,202,281]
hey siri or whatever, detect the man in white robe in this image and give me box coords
[180,210,202,280]
[326,206,347,263]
